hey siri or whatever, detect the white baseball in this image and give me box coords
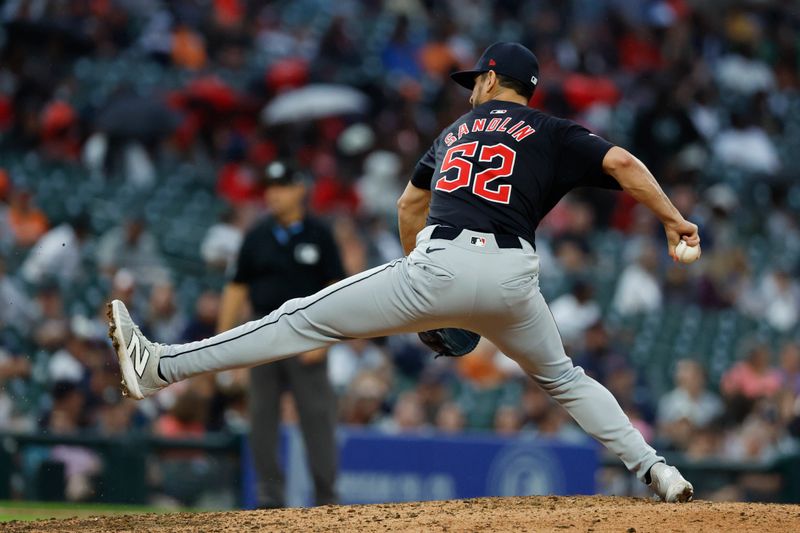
[675,240,701,263]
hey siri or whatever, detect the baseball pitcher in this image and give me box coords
[109,42,697,502]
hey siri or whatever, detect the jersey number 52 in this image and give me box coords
[435,141,516,204]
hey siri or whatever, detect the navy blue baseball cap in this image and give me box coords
[451,42,539,93]
[263,160,311,187]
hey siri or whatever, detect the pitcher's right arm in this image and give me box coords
[603,146,699,260]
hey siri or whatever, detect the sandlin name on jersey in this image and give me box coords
[443,115,536,146]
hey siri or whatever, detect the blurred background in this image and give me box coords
[1,0,800,514]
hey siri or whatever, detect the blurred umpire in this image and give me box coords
[217,160,345,508]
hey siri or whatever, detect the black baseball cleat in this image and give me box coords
[107,299,168,400]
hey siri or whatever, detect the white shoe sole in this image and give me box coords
[107,301,144,400]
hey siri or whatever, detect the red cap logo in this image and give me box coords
[488,59,496,66]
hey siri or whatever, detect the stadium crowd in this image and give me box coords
[1,0,800,502]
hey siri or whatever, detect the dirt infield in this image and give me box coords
[3,495,799,532]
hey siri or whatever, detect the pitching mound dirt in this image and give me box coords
[3,495,799,532]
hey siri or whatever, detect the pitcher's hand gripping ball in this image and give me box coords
[675,240,701,263]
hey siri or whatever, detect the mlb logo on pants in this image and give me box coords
[470,236,487,247]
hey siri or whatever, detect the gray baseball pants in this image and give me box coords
[159,225,663,482]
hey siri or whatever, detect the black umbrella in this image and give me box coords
[4,20,94,55]
[95,93,180,141]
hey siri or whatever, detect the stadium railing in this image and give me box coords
[0,431,244,505]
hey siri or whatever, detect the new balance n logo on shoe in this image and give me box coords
[127,334,150,378]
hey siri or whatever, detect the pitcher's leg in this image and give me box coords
[159,259,438,383]
[483,290,663,482]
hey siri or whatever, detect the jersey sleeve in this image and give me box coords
[410,140,437,190]
[556,119,620,190]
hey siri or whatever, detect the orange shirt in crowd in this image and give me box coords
[8,205,49,247]
[172,26,207,70]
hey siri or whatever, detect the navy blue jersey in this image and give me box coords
[411,99,619,247]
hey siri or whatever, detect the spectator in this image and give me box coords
[701,184,740,251]
[182,290,221,343]
[200,207,246,273]
[340,370,390,426]
[96,400,135,436]
[31,281,69,351]
[550,237,592,282]
[356,151,404,223]
[455,339,509,389]
[625,405,655,445]
[712,111,780,175]
[520,384,550,429]
[415,366,452,425]
[108,268,139,317]
[48,328,92,385]
[7,189,49,248]
[380,16,421,81]
[494,405,523,435]
[0,169,13,246]
[528,401,587,444]
[435,401,466,434]
[154,390,208,439]
[96,216,167,286]
[216,143,262,206]
[723,402,790,463]
[550,281,601,347]
[572,322,629,385]
[715,43,775,96]
[606,363,655,425]
[0,255,36,332]
[0,346,32,430]
[684,423,724,461]
[153,389,214,507]
[171,24,208,70]
[632,86,702,180]
[20,213,92,286]
[779,342,800,397]
[364,216,404,265]
[688,87,720,142]
[38,100,80,162]
[380,391,428,434]
[612,242,662,315]
[328,339,389,394]
[657,360,724,449]
[697,248,752,309]
[144,282,187,345]
[746,269,800,333]
[46,381,101,501]
[721,341,782,407]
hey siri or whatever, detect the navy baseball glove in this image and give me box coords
[418,328,481,358]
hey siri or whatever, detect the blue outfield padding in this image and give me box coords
[241,427,598,508]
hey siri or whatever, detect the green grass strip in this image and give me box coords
[0,500,196,522]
